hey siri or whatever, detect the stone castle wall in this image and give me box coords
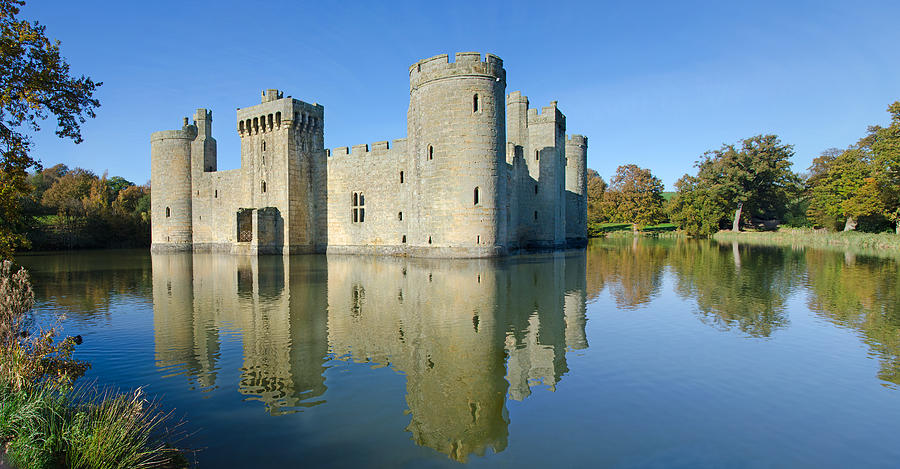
[150,52,588,257]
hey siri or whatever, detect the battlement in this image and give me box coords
[526,101,565,124]
[507,90,529,106]
[151,117,197,141]
[261,89,283,103]
[237,93,323,137]
[566,134,587,146]
[409,52,505,90]
[328,139,405,159]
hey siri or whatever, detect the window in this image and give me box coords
[352,192,365,223]
[261,181,266,193]
[398,211,403,221]
[534,184,539,195]
[428,145,434,160]
[400,171,404,183]
[476,235,480,244]
[402,235,407,243]
[473,187,479,205]
[428,236,432,244]
[262,140,266,151]
[473,94,479,112]
[534,210,538,221]
[214,190,218,198]
[165,207,170,218]
[535,150,539,161]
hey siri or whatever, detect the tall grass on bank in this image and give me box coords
[0,260,188,468]
[588,222,679,238]
[713,228,900,252]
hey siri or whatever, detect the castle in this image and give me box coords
[150,52,588,257]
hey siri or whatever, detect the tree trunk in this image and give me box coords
[843,216,857,232]
[732,203,743,232]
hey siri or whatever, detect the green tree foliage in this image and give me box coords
[669,134,801,235]
[585,168,607,224]
[870,102,900,233]
[599,164,667,228]
[0,0,101,258]
[806,102,900,233]
[806,148,874,230]
[668,175,728,237]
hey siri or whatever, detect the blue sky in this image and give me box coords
[22,0,900,189]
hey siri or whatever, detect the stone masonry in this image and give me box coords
[150,52,588,257]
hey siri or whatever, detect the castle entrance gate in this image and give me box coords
[237,209,253,242]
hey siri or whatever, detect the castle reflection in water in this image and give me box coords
[151,252,587,462]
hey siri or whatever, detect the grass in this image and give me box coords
[0,383,188,469]
[713,228,900,252]
[589,222,679,237]
[0,260,189,468]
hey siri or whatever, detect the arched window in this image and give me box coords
[402,235,407,243]
[239,121,245,133]
[535,150,539,161]
[398,211,403,221]
[400,171,404,183]
[476,235,480,244]
[428,145,434,160]
[214,190,218,198]
[473,187,479,205]
[428,236,432,244]
[275,112,281,127]
[473,94,479,112]
[165,207,170,218]
[261,181,267,193]
[262,140,266,152]
[352,192,365,223]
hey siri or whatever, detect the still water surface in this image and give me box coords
[17,238,900,468]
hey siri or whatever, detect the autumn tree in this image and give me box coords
[602,164,667,229]
[40,167,95,218]
[0,0,101,258]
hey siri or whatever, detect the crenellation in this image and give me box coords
[151,52,586,257]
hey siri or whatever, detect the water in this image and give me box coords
[16,238,900,468]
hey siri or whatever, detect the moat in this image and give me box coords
[17,238,900,467]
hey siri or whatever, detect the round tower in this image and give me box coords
[564,134,588,245]
[151,118,196,251]
[407,52,507,256]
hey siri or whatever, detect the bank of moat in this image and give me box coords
[150,52,588,257]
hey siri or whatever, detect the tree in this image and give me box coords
[41,168,95,218]
[870,102,900,234]
[0,0,101,258]
[668,174,728,237]
[585,169,607,224]
[604,164,667,228]
[673,134,800,233]
[806,148,873,230]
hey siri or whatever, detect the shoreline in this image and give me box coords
[713,228,900,256]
